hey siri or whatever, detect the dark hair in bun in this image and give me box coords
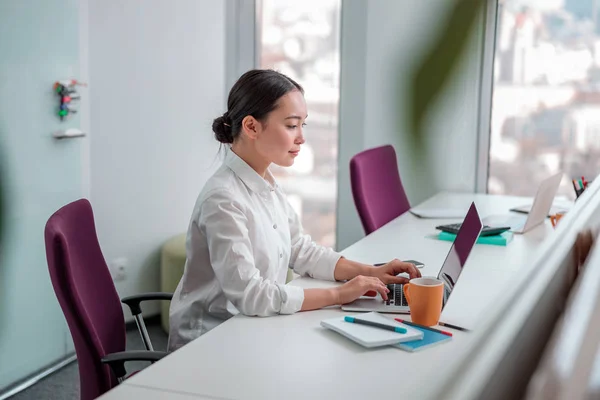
[212,111,233,144]
[212,69,303,144]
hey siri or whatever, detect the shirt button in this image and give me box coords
[279,253,283,258]
[273,224,277,229]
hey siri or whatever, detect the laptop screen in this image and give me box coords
[437,202,483,301]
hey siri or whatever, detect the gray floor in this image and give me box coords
[10,319,168,400]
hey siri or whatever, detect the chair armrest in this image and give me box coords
[121,292,173,315]
[101,350,167,379]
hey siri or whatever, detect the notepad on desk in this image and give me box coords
[320,312,423,348]
[437,231,513,246]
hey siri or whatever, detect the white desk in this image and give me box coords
[103,192,557,400]
[97,383,210,399]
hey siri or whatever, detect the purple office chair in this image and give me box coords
[350,145,411,235]
[44,199,172,400]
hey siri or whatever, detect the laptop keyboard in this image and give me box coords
[386,284,409,307]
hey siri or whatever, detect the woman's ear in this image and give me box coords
[241,116,260,140]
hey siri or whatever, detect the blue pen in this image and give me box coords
[344,316,407,333]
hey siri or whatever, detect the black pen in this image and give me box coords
[438,321,470,332]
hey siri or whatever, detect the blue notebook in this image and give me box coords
[392,325,452,352]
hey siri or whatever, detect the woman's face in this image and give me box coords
[254,90,307,167]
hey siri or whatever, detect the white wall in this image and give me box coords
[89,0,225,317]
[337,0,485,249]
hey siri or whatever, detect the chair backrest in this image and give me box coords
[44,199,125,400]
[350,145,410,235]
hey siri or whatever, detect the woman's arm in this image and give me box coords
[332,257,373,281]
[285,196,421,284]
[334,258,422,284]
[300,288,338,311]
[300,275,390,311]
[298,259,421,311]
[283,197,420,287]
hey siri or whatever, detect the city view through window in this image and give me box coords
[489,0,600,199]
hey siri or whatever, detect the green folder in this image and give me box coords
[438,231,513,246]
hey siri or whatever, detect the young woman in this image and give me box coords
[168,69,420,351]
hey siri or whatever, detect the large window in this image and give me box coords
[488,0,600,199]
[256,0,341,248]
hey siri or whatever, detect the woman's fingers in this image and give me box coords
[390,259,421,279]
[351,276,389,301]
[373,282,389,301]
[364,277,388,301]
[384,275,410,285]
[408,263,422,279]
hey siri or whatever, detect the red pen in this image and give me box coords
[395,318,453,337]
[582,176,587,188]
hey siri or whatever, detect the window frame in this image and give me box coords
[475,0,500,193]
[224,0,258,98]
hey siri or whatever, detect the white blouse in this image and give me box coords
[167,148,342,351]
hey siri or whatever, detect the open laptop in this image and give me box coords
[341,202,483,314]
[483,172,562,234]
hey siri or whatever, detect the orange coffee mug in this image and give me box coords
[403,277,444,326]
[550,211,566,228]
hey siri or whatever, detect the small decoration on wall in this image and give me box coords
[52,79,87,139]
[53,79,86,121]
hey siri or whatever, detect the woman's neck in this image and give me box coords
[230,142,270,179]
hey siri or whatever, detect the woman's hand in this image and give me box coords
[371,259,421,285]
[334,275,390,304]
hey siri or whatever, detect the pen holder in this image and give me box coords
[573,179,592,200]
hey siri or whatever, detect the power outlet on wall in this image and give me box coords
[110,257,128,281]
